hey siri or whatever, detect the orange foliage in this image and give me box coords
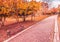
[0,0,42,15]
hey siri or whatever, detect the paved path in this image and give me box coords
[4,15,58,42]
[53,15,59,42]
[58,17,60,42]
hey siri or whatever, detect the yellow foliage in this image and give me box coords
[19,10,24,15]
[0,0,42,15]
[27,11,32,14]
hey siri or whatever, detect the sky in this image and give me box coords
[51,0,60,8]
[40,0,60,8]
[27,0,60,8]
[42,0,60,8]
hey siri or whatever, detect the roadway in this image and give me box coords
[4,15,59,42]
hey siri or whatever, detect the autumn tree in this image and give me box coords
[0,0,42,23]
[17,1,41,21]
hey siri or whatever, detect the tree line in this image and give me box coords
[0,1,41,27]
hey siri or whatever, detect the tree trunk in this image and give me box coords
[31,14,33,21]
[1,17,5,26]
[1,17,6,27]
[0,17,2,28]
[23,16,25,22]
[16,15,19,22]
